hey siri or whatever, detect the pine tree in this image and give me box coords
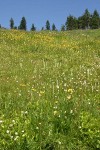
[46,20,50,30]
[78,16,83,29]
[99,17,100,27]
[82,9,91,29]
[65,15,78,30]
[52,23,56,31]
[0,24,1,28]
[14,26,17,29]
[31,24,36,31]
[90,10,100,29]
[61,25,65,31]
[73,17,78,29]
[19,17,27,30]
[41,27,44,31]
[10,18,14,29]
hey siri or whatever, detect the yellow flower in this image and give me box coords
[54,111,58,115]
[40,91,45,94]
[68,89,73,94]
[55,101,58,104]
[31,88,36,91]
[20,84,26,87]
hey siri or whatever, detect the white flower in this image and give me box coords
[14,136,19,141]
[56,85,59,89]
[6,130,10,134]
[25,111,28,114]
[58,141,61,145]
[64,83,67,87]
[15,132,18,135]
[0,120,3,124]
[11,136,13,139]
[12,120,15,123]
[70,110,73,114]
[53,106,57,109]
[9,124,13,127]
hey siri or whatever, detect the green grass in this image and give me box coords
[0,29,100,150]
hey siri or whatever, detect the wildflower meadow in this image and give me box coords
[0,29,100,150]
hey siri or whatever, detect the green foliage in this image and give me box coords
[66,9,100,30]
[52,23,56,31]
[14,26,17,30]
[10,18,14,29]
[31,24,36,31]
[82,9,91,29]
[46,20,50,30]
[78,16,84,29]
[78,111,100,149]
[90,10,100,29]
[66,15,78,30]
[41,27,44,31]
[19,17,27,30]
[60,25,65,31]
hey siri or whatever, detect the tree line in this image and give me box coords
[0,9,100,31]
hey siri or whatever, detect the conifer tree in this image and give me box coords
[61,25,65,31]
[41,27,44,31]
[82,9,91,29]
[10,18,14,29]
[14,26,17,29]
[19,17,27,30]
[46,20,50,30]
[52,23,56,31]
[78,16,84,29]
[31,24,36,31]
[65,15,78,30]
[90,10,100,29]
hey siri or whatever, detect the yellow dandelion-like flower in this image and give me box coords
[68,89,73,94]
[31,88,36,91]
[40,91,45,94]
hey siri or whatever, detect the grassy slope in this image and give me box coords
[0,29,100,149]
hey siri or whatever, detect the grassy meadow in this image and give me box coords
[0,29,100,150]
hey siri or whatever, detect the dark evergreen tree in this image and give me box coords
[66,15,78,30]
[78,16,84,29]
[61,25,65,31]
[41,27,44,31]
[82,9,91,29]
[90,10,100,29]
[99,16,100,27]
[14,26,17,29]
[52,23,56,31]
[10,18,14,29]
[18,26,20,30]
[73,17,78,29]
[19,17,27,30]
[31,24,36,31]
[46,20,50,30]
[0,24,1,28]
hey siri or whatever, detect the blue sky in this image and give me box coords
[0,0,100,30]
